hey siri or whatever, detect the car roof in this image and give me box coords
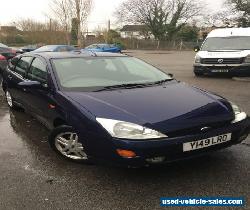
[41,45,73,47]
[23,51,128,59]
[207,28,250,38]
[0,43,9,48]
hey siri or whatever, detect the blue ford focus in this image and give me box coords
[1,51,249,167]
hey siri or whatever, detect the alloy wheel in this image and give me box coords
[55,132,88,160]
[5,91,13,107]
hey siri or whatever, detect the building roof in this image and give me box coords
[120,25,148,32]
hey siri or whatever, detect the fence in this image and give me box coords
[83,38,202,51]
[4,35,202,51]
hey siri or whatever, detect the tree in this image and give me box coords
[115,0,203,41]
[14,19,48,31]
[50,0,92,46]
[106,29,120,43]
[73,0,92,47]
[50,0,73,44]
[177,25,198,41]
[71,18,78,45]
[227,0,250,27]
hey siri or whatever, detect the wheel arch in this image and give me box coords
[53,118,68,128]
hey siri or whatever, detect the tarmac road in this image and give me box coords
[0,50,249,210]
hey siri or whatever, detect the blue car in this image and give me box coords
[85,44,122,53]
[34,45,76,52]
[1,51,249,167]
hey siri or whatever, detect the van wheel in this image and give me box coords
[5,90,20,110]
[49,125,92,164]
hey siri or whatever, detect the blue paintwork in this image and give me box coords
[84,44,121,53]
[2,52,249,167]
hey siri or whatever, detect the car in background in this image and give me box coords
[20,45,37,53]
[0,43,17,60]
[34,45,76,53]
[85,43,122,53]
[1,51,249,167]
[13,45,37,55]
[0,43,16,81]
[194,28,250,77]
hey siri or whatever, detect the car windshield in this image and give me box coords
[201,36,250,51]
[52,57,172,91]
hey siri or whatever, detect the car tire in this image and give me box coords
[49,125,92,164]
[5,90,20,110]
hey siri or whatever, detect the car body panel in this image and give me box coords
[65,81,234,134]
[2,51,250,167]
[34,45,76,53]
[85,44,121,53]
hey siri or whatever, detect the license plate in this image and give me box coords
[183,133,232,152]
[211,69,229,73]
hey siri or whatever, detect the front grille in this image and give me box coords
[167,120,232,138]
[201,58,244,64]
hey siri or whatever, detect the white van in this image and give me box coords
[193,28,250,76]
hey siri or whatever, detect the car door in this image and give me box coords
[6,56,33,105]
[24,56,55,127]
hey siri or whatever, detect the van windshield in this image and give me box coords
[201,36,250,51]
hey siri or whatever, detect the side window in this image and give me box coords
[27,58,47,84]
[57,47,66,52]
[8,57,20,71]
[15,57,33,77]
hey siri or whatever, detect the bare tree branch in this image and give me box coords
[115,0,204,40]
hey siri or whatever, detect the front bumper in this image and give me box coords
[95,118,250,167]
[194,64,250,76]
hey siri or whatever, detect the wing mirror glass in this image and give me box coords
[168,73,174,78]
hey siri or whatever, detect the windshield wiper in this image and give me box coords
[150,78,174,85]
[94,79,174,92]
[94,83,149,92]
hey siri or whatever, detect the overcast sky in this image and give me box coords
[0,0,225,30]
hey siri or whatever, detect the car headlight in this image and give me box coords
[244,55,250,63]
[230,102,247,123]
[194,55,201,64]
[96,118,167,139]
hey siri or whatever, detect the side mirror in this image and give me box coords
[194,46,200,52]
[18,80,42,89]
[168,73,174,78]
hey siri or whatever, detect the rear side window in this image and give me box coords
[8,57,19,71]
[27,58,47,84]
[15,57,33,77]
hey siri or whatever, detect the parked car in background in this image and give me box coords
[0,43,17,60]
[34,45,76,52]
[194,28,250,77]
[0,43,16,81]
[20,45,37,53]
[85,44,122,53]
[1,51,249,167]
